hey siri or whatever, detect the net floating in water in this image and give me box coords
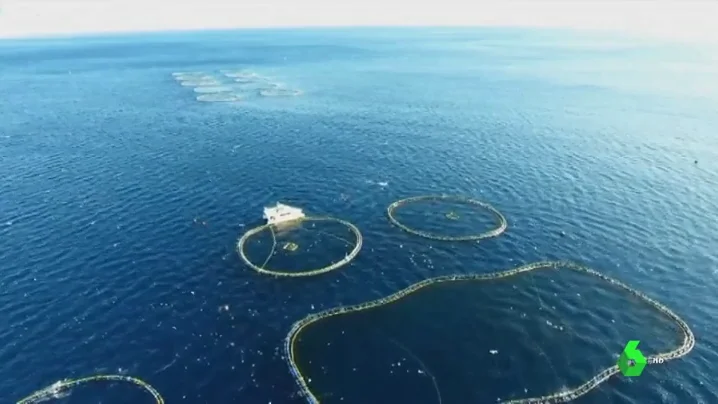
[223,71,270,83]
[193,86,234,94]
[258,87,303,97]
[179,79,223,87]
[222,70,259,77]
[172,71,205,77]
[173,72,218,82]
[196,93,243,103]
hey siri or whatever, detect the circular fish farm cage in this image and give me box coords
[237,216,363,277]
[387,195,507,241]
[17,374,164,404]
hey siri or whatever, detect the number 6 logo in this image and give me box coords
[618,340,647,376]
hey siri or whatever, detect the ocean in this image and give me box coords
[1,27,717,404]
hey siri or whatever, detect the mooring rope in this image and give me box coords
[384,334,443,404]
[260,224,278,269]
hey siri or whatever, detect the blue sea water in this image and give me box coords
[1,27,717,403]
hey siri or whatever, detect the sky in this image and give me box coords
[0,0,717,42]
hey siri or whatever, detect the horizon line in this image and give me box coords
[0,23,687,43]
[2,1,716,44]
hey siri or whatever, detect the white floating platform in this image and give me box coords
[263,203,305,225]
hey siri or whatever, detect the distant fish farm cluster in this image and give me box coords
[171,70,303,103]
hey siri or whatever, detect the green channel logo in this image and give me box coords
[618,340,648,376]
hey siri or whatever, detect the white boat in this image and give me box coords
[263,203,305,225]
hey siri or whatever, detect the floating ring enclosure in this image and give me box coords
[284,260,694,403]
[237,204,362,277]
[387,195,508,241]
[17,374,164,404]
